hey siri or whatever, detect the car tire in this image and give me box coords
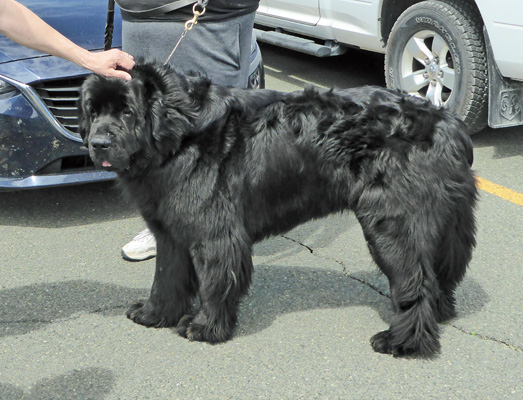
[385,0,488,132]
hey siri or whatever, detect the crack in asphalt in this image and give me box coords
[281,235,314,253]
[280,235,390,298]
[445,323,523,353]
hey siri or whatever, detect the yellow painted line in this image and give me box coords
[476,177,523,206]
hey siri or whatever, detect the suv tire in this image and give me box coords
[385,0,488,132]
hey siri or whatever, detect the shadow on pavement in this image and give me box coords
[0,181,138,228]
[0,280,148,338]
[237,264,488,338]
[472,125,523,159]
[0,266,487,340]
[0,368,116,400]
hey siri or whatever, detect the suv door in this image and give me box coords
[266,0,320,25]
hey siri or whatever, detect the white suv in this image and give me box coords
[255,0,523,132]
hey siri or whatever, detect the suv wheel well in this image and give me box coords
[380,0,483,45]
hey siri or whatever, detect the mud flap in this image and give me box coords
[485,28,523,128]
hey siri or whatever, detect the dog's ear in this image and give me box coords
[148,91,191,155]
[134,65,195,155]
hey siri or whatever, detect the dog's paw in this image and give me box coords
[126,301,173,328]
[176,315,211,342]
[370,330,418,357]
[176,314,195,338]
[370,330,393,354]
[370,329,440,358]
[176,314,231,344]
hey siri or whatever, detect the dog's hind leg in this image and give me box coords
[127,227,198,328]
[433,199,476,323]
[356,211,442,358]
[177,229,254,343]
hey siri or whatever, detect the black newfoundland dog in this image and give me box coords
[78,61,477,357]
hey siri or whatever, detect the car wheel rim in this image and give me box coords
[400,30,456,107]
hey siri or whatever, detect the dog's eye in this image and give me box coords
[123,108,132,116]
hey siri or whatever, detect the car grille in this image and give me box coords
[32,76,87,137]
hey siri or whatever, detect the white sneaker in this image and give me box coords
[121,228,157,261]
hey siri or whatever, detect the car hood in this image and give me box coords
[0,0,121,68]
[0,55,93,85]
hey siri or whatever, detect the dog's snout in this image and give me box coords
[90,136,112,150]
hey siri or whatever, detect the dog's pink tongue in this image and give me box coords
[102,161,112,168]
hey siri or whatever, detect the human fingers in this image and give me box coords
[108,69,133,81]
[114,49,135,71]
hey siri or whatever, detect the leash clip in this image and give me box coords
[185,3,206,30]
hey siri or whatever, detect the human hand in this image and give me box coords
[84,49,135,81]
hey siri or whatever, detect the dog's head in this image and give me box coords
[78,62,196,173]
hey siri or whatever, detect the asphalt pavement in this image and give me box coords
[0,44,521,399]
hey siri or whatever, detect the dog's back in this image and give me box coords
[242,85,476,238]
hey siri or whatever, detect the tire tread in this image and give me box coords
[385,0,488,132]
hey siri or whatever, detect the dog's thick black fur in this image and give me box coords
[78,61,477,357]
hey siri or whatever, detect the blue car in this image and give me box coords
[0,0,264,190]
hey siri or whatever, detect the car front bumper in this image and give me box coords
[0,72,115,190]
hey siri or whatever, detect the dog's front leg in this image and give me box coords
[177,232,254,343]
[127,229,197,328]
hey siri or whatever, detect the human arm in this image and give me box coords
[0,0,135,80]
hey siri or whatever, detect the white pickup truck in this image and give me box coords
[255,0,523,132]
